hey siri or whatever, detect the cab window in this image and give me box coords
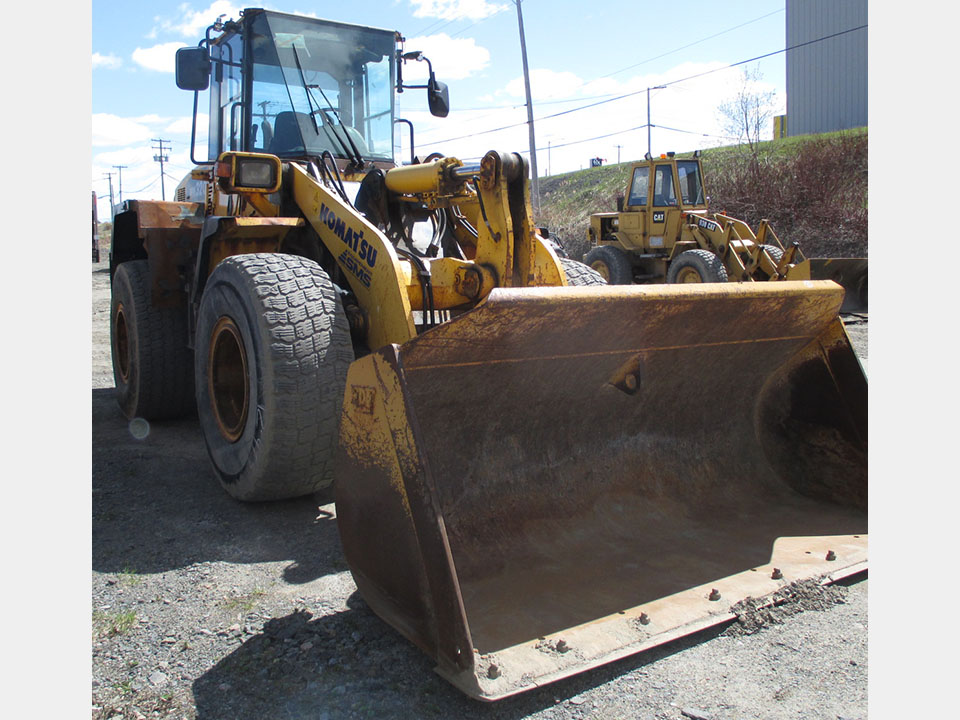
[677,161,705,205]
[652,165,676,206]
[627,167,649,206]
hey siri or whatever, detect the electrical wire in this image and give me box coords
[591,8,785,82]
[125,176,162,195]
[423,23,866,147]
[417,8,785,127]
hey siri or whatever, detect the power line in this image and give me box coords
[457,118,737,163]
[410,2,512,39]
[419,9,785,124]
[591,8,785,82]
[126,175,162,195]
[423,23,867,147]
[449,3,512,38]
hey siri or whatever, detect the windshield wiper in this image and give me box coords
[290,45,363,167]
[307,83,364,168]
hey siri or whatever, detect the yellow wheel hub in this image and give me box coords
[590,261,611,282]
[674,266,704,283]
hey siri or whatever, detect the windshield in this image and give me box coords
[247,12,395,162]
[677,161,705,206]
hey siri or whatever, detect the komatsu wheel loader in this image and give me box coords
[585,152,868,312]
[109,8,867,701]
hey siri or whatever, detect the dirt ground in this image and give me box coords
[92,258,869,720]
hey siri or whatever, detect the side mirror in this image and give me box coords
[427,76,450,118]
[616,194,624,212]
[176,46,211,91]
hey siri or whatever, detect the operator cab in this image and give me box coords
[176,8,448,170]
[625,154,707,211]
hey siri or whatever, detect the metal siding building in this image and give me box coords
[786,0,867,136]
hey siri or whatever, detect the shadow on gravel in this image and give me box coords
[92,388,345,582]
[192,591,729,720]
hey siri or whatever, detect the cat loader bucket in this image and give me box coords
[335,279,867,701]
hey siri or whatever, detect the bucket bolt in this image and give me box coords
[638,612,651,625]
[708,589,721,601]
[826,550,837,561]
[771,568,783,580]
[555,639,570,653]
[487,663,501,679]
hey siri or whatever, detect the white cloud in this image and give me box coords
[403,34,490,81]
[92,114,154,147]
[409,0,507,21]
[160,2,243,38]
[92,53,122,70]
[504,69,584,101]
[164,115,201,135]
[132,42,188,73]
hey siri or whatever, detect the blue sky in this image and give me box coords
[91,0,798,218]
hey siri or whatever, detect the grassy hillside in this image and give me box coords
[537,128,867,262]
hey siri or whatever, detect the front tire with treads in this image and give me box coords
[666,249,729,284]
[584,245,633,284]
[194,253,354,501]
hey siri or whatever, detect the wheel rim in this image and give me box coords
[591,261,611,282]
[674,266,703,283]
[208,316,249,443]
[113,302,131,383]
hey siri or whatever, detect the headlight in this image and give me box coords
[237,159,277,188]
[216,152,282,194]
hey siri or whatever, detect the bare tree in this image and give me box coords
[717,67,778,150]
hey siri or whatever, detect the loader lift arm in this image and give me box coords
[280,150,567,350]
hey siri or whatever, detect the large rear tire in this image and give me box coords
[560,258,607,286]
[583,245,633,284]
[761,244,784,265]
[666,249,729,284]
[194,254,354,501]
[111,260,195,420]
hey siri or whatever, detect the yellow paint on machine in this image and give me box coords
[290,163,417,349]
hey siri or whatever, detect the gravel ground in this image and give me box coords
[92,259,869,720]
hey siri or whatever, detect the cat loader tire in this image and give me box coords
[762,244,784,264]
[667,248,729,284]
[584,245,633,284]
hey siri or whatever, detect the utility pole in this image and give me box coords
[113,164,128,205]
[515,0,540,214]
[547,141,551,177]
[153,139,171,201]
[103,172,116,217]
[616,144,622,164]
[646,86,666,157]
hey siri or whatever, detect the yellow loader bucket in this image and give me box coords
[335,280,867,700]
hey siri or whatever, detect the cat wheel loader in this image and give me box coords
[585,152,868,312]
[108,8,867,701]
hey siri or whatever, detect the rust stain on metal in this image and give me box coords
[350,386,377,415]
